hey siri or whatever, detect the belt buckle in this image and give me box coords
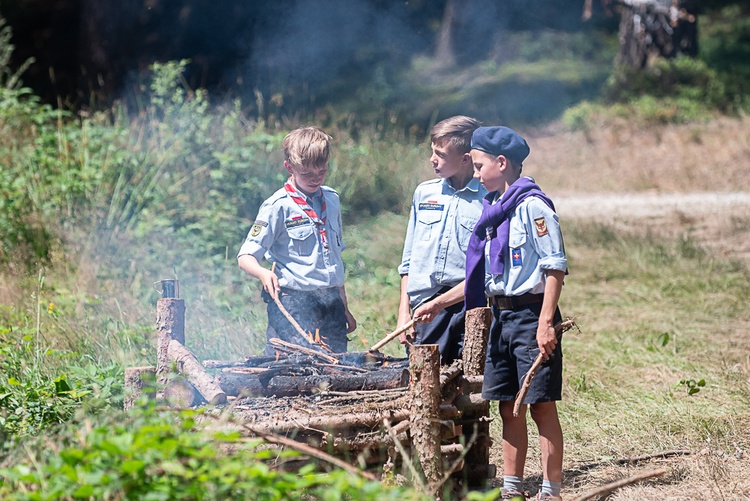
[492,296,514,310]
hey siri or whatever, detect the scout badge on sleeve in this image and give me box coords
[250,220,267,237]
[534,217,549,237]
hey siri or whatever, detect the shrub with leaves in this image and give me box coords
[0,406,428,501]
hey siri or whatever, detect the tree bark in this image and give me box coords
[409,344,443,494]
[156,298,185,384]
[463,307,491,377]
[167,339,227,405]
[460,306,492,487]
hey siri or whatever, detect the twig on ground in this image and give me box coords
[570,468,669,501]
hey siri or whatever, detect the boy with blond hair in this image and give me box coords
[238,126,356,354]
[397,115,486,364]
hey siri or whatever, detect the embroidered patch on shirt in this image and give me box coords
[250,220,268,237]
[534,217,549,237]
[285,217,311,229]
[419,202,444,211]
[512,249,523,267]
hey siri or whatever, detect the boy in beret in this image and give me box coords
[238,126,356,355]
[397,115,486,364]
[466,126,567,501]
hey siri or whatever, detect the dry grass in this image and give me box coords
[526,115,750,195]
[474,115,750,500]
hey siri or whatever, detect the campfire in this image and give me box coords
[124,280,496,492]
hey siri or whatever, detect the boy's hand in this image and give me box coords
[259,269,280,300]
[397,311,415,344]
[413,300,440,324]
[536,322,558,360]
[345,309,357,334]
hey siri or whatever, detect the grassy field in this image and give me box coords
[1,114,749,499]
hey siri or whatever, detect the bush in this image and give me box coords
[0,406,428,501]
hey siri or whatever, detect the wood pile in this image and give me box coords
[125,290,495,493]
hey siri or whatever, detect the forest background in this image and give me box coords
[0,0,749,499]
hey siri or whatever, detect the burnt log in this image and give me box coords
[215,368,410,398]
[167,339,227,405]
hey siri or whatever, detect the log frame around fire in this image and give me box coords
[124,281,495,491]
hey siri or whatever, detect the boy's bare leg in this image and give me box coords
[499,400,528,477]
[530,401,564,483]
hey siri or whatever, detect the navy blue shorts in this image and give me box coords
[482,302,563,403]
[413,300,465,365]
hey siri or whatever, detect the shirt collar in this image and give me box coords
[443,177,481,194]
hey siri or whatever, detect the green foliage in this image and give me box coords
[0,325,124,441]
[0,406,426,501]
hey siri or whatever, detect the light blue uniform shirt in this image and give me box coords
[237,185,346,291]
[399,177,487,307]
[485,196,567,296]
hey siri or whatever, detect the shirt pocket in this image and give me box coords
[458,215,478,248]
[417,209,443,241]
[287,224,316,257]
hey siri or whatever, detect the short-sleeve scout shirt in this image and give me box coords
[399,177,487,307]
[238,186,346,291]
[485,196,567,297]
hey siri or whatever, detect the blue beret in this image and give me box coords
[471,126,530,164]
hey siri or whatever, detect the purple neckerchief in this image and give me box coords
[464,177,555,310]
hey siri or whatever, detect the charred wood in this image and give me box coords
[215,368,410,397]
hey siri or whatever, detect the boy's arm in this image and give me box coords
[238,254,280,299]
[536,268,565,359]
[397,275,414,343]
[338,285,357,334]
[413,280,465,323]
[397,198,418,343]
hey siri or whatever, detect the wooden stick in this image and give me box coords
[268,263,328,350]
[268,338,339,364]
[370,317,419,352]
[570,468,669,501]
[236,424,377,481]
[513,318,577,417]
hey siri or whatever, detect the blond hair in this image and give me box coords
[282,126,332,167]
[430,115,481,154]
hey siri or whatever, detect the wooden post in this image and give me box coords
[124,366,156,410]
[409,344,443,495]
[463,307,491,377]
[461,306,492,487]
[156,297,185,384]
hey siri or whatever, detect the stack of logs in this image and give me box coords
[124,288,496,493]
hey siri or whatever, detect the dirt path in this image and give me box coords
[555,191,750,262]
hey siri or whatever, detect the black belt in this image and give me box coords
[490,293,544,310]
